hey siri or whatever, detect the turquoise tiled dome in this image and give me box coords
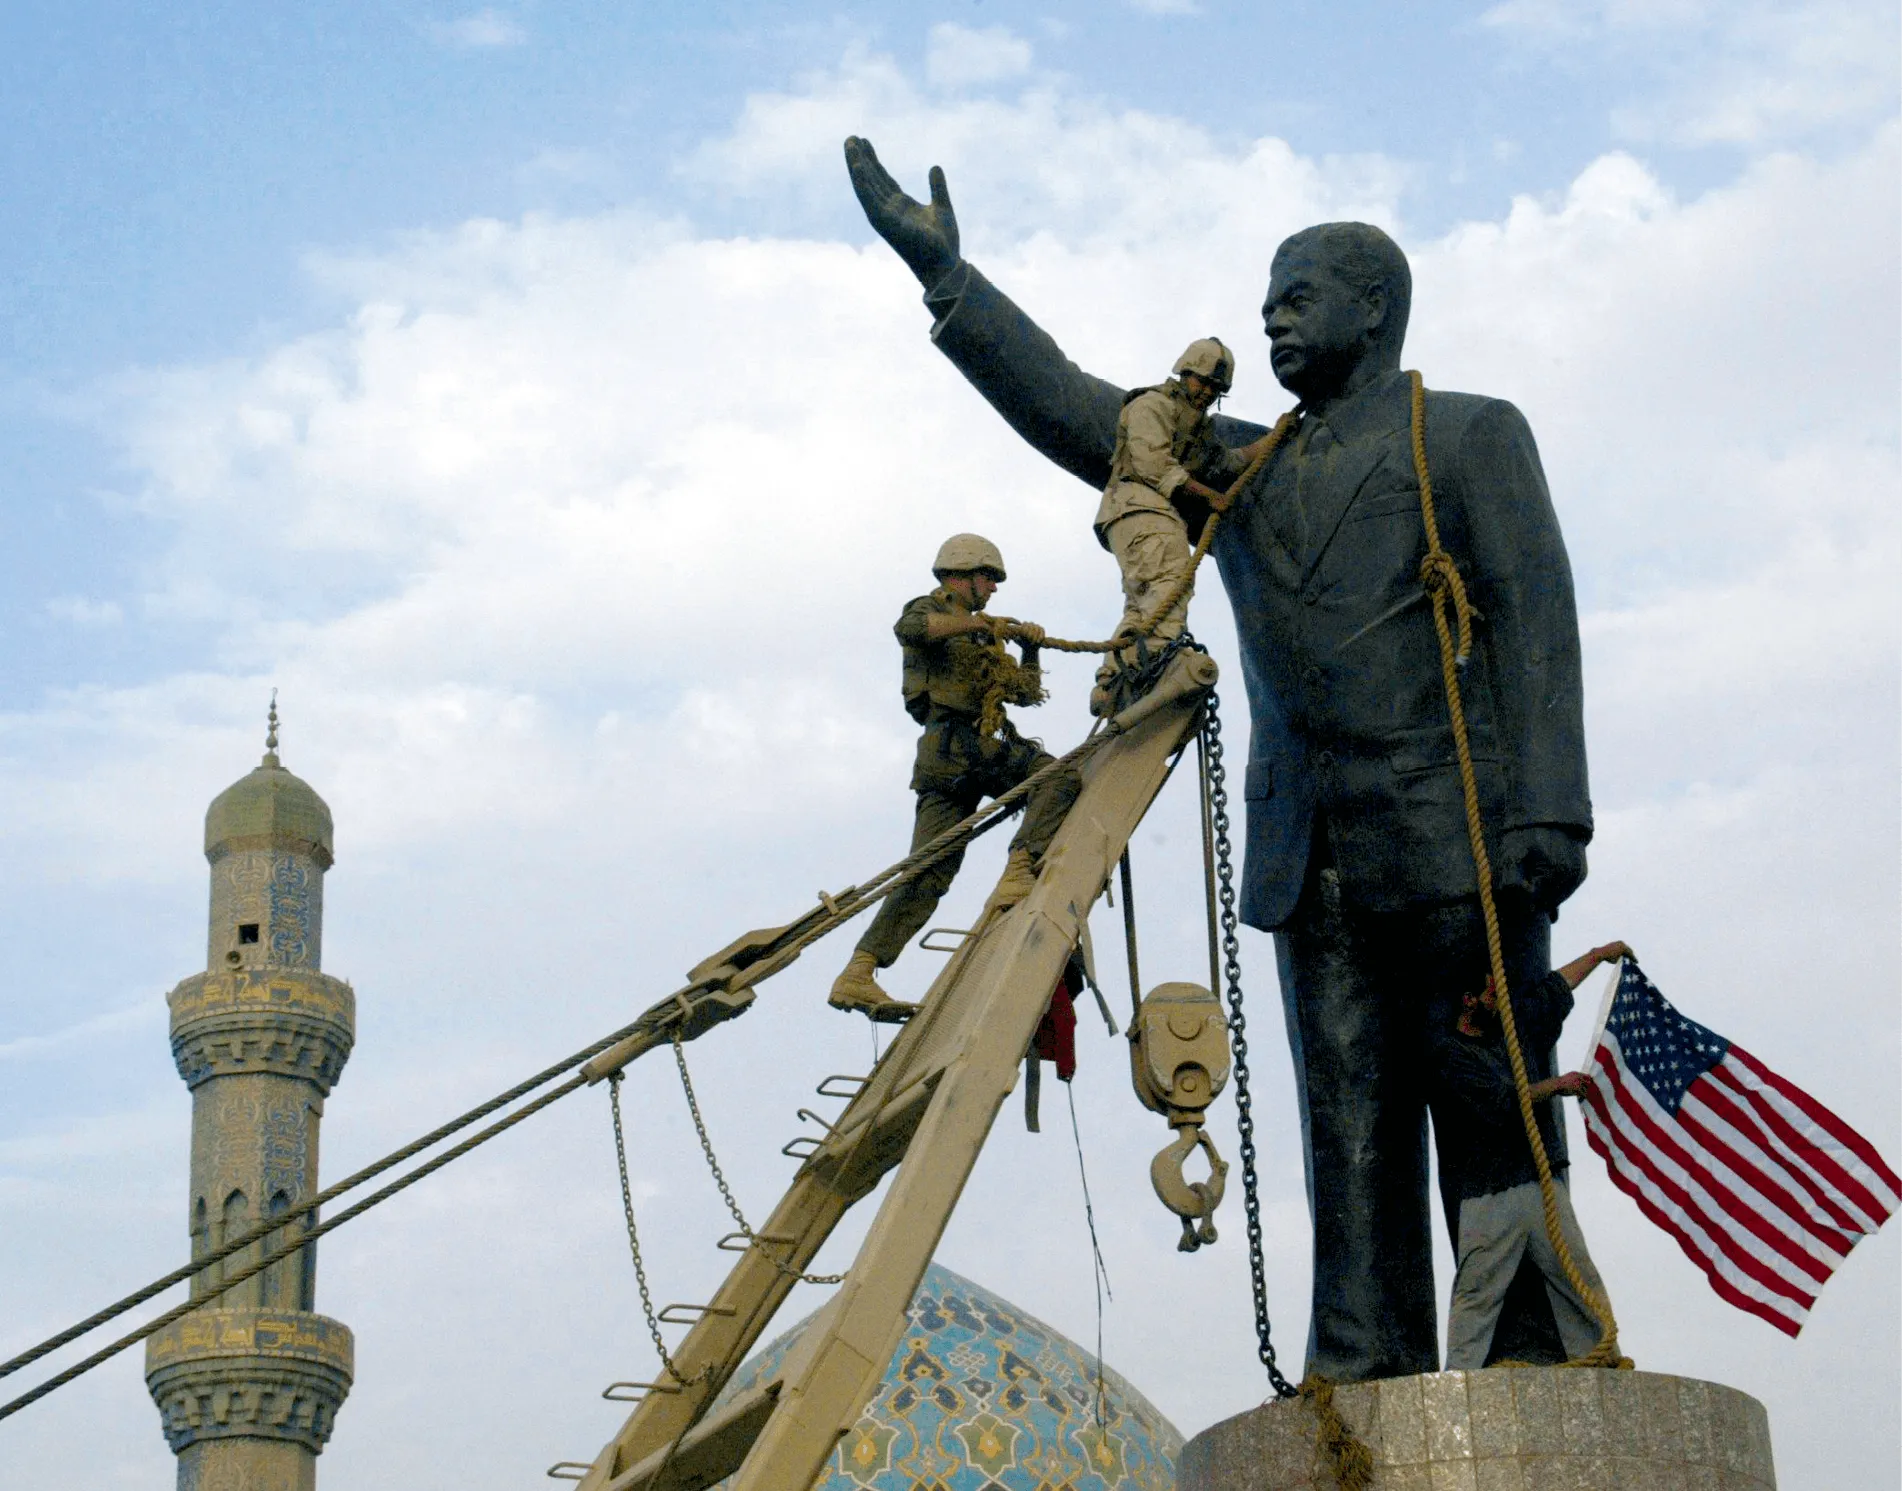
[713,1262,1182,1490]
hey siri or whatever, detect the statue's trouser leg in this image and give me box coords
[1275,855,1439,1382]
[1273,851,1555,1381]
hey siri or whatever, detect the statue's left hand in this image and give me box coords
[844,136,962,288]
[1497,824,1588,912]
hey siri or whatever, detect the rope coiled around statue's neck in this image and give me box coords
[1407,369,1630,1372]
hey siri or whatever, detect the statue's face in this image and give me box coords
[1261,247,1385,401]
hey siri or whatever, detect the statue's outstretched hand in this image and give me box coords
[844,136,961,289]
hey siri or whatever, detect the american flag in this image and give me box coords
[1579,959,1899,1336]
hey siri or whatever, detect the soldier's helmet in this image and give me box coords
[1173,337,1235,391]
[932,533,1007,581]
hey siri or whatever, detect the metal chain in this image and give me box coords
[1202,689,1298,1401]
[607,1073,703,1387]
[672,1034,845,1286]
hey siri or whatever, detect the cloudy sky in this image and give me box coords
[1,3,1895,1487]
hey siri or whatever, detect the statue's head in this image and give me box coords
[1261,222,1411,403]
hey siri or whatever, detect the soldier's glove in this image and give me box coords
[1008,621,1046,646]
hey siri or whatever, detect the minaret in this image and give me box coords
[145,699,355,1491]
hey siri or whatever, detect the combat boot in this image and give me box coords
[980,847,1039,919]
[828,950,918,1024]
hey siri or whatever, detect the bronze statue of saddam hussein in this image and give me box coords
[843,136,1595,1385]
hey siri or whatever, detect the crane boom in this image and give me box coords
[571,649,1219,1491]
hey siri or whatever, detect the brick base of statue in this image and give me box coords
[1177,1368,1776,1489]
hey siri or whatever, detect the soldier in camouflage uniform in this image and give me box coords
[830,534,1082,1022]
[1093,338,1276,709]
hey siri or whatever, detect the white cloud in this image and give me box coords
[690,46,1403,260]
[44,595,123,627]
[1482,0,1898,145]
[2,39,1895,1491]
[0,998,163,1061]
[1479,0,1586,38]
[427,8,525,51]
[924,22,1033,90]
[517,146,614,186]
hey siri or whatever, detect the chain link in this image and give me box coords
[1202,689,1298,1401]
[607,1073,704,1388]
[672,1034,845,1286]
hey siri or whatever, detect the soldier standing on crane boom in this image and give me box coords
[829,534,1081,1023]
[1092,338,1281,712]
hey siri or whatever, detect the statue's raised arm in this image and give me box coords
[842,138,1270,490]
[844,137,961,289]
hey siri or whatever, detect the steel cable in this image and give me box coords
[0,1073,585,1425]
[0,1012,670,1387]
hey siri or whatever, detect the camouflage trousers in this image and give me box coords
[854,714,1080,968]
[1098,509,1194,685]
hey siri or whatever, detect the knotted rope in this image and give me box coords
[970,637,1047,740]
[1407,369,1629,1371]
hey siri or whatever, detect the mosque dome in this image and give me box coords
[203,707,334,866]
[712,1262,1182,1490]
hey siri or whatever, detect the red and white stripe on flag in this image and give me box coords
[1579,961,1899,1336]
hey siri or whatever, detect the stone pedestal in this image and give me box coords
[1177,1368,1776,1490]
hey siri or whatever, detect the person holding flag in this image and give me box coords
[1430,940,1631,1368]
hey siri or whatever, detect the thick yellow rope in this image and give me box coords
[971,642,1047,741]
[1406,370,1628,1371]
[1298,1375,1374,1490]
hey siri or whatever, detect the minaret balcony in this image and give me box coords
[168,968,356,1093]
[145,1307,353,1457]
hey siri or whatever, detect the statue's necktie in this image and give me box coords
[1291,415,1335,561]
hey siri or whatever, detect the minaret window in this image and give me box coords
[238,923,260,945]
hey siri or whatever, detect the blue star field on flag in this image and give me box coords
[1601,961,1729,1114]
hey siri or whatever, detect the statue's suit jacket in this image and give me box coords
[924,264,1591,928]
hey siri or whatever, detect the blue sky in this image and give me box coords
[0,5,1895,1489]
[3,2,1892,698]
[2,2,1884,374]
